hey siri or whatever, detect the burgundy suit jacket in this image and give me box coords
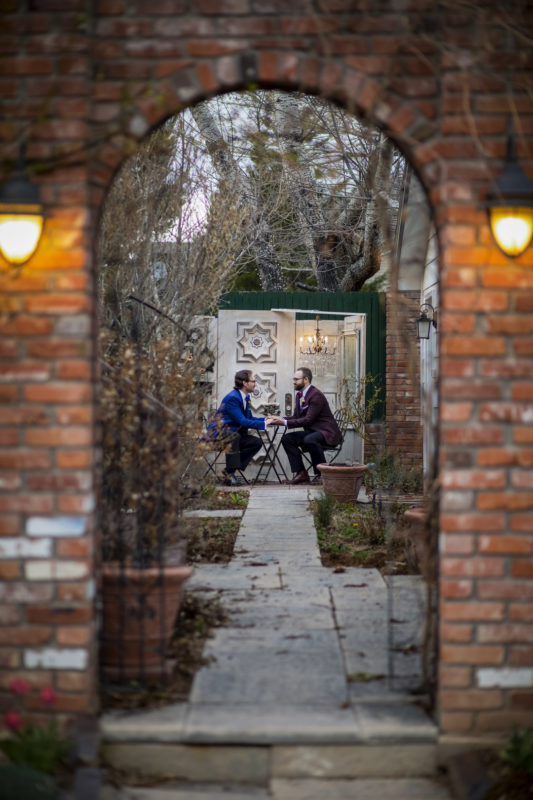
[285,385,342,447]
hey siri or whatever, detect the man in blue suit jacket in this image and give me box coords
[207,370,268,485]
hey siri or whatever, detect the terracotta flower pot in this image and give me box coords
[100,563,193,682]
[317,462,368,504]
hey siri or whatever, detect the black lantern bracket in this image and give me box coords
[416,303,437,340]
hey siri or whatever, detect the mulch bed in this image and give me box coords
[448,748,533,800]
[185,516,240,564]
[100,592,227,711]
[312,496,420,575]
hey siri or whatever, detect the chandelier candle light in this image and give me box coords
[299,315,336,356]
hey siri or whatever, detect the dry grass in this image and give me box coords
[312,493,417,575]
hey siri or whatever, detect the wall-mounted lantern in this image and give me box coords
[486,136,533,258]
[416,303,437,340]
[0,146,44,267]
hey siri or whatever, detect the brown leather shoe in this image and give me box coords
[287,470,310,485]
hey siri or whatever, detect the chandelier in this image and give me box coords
[299,315,336,356]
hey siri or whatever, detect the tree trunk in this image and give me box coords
[340,133,393,292]
[275,93,339,291]
[192,102,284,291]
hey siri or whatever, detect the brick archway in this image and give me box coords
[2,5,532,739]
[89,53,439,227]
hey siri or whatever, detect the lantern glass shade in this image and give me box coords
[0,205,43,265]
[488,206,533,258]
[416,314,432,340]
[486,136,533,258]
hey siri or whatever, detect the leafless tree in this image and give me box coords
[191,91,405,292]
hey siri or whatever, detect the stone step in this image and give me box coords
[101,740,439,784]
[99,776,454,799]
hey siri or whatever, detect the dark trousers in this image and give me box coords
[225,431,262,473]
[281,430,326,475]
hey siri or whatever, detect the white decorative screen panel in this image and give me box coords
[236,321,278,363]
[250,371,277,412]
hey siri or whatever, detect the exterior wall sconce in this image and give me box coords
[299,315,336,356]
[0,146,44,267]
[416,303,437,340]
[486,136,533,258]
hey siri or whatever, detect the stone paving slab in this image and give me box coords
[205,626,342,655]
[354,702,438,742]
[101,703,189,742]
[184,509,244,518]
[100,776,455,799]
[232,552,322,569]
[271,777,454,799]
[330,579,388,609]
[335,614,388,656]
[190,653,348,705]
[187,566,283,591]
[272,743,438,779]
[237,533,317,545]
[224,608,334,631]
[102,743,270,784]
[184,704,363,744]
[100,787,270,800]
[343,645,389,678]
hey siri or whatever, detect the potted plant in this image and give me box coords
[318,461,368,503]
[99,333,200,683]
[317,377,380,503]
[96,119,249,684]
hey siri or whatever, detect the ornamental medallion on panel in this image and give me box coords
[236,321,277,363]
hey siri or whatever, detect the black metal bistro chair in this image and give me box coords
[300,407,351,473]
[201,414,250,485]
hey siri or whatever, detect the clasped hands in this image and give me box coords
[265,415,285,426]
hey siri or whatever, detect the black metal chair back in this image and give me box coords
[301,407,351,469]
[201,414,250,484]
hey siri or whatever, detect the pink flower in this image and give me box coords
[39,686,57,706]
[9,679,31,696]
[4,711,22,731]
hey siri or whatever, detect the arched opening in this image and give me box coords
[94,85,441,754]
[3,6,533,789]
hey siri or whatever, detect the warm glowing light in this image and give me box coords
[299,315,336,358]
[0,211,43,264]
[486,137,533,258]
[489,207,533,258]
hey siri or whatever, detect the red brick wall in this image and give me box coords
[386,292,423,470]
[1,1,532,736]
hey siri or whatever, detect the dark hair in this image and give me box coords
[234,369,253,390]
[296,366,312,383]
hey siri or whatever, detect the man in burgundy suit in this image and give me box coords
[273,366,342,485]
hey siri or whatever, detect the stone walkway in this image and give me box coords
[100,486,454,798]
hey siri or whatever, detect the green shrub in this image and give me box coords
[366,447,423,494]
[500,727,533,775]
[315,490,336,528]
